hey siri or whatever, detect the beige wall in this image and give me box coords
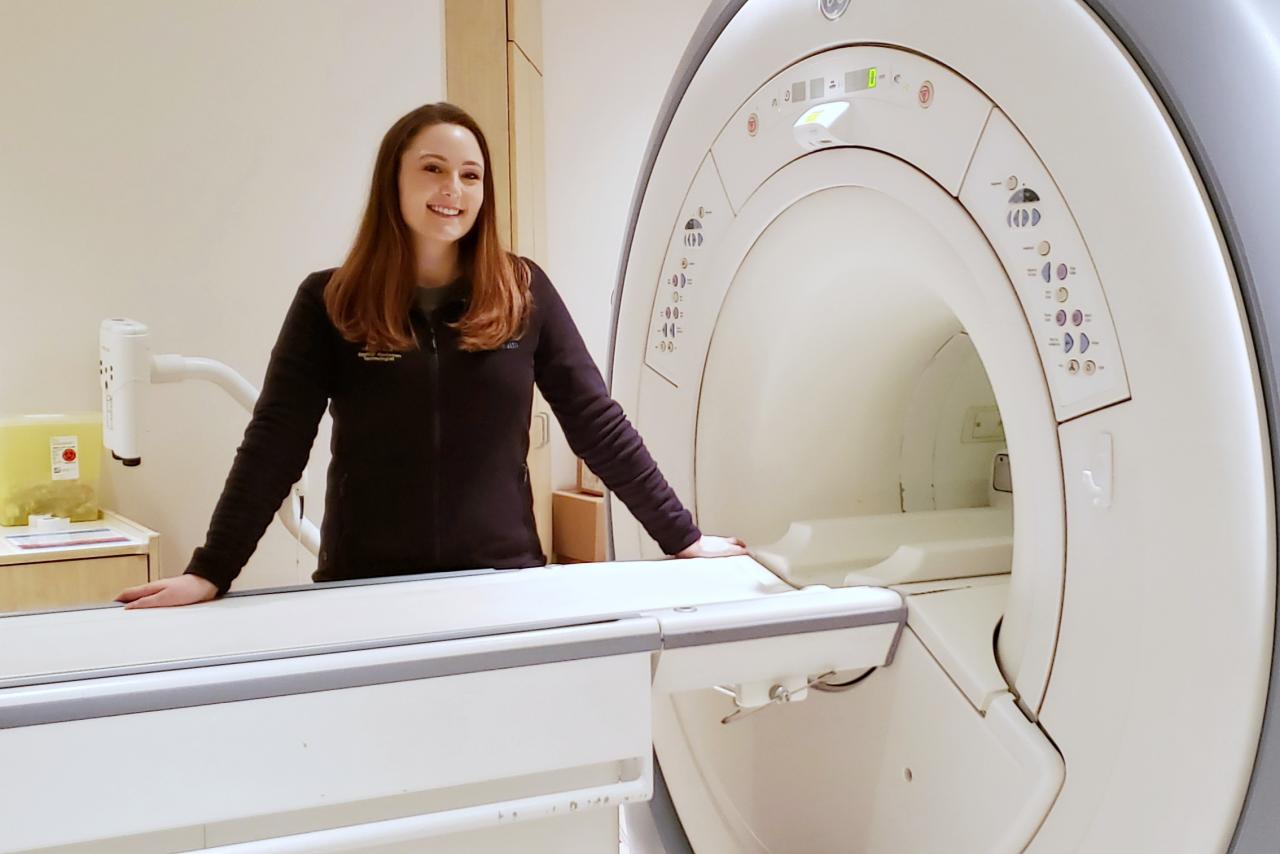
[0,0,445,591]
[540,0,713,490]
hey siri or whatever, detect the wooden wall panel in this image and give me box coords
[447,0,553,558]
[445,0,513,245]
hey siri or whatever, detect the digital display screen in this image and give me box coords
[845,67,879,93]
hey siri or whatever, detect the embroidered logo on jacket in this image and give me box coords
[502,341,520,350]
[358,350,402,363]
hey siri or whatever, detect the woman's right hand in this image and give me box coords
[115,574,218,609]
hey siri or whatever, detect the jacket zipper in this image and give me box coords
[427,318,441,567]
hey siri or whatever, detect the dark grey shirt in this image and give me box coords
[415,284,452,316]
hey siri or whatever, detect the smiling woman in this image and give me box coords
[404,130,485,246]
[325,104,530,356]
[114,101,746,608]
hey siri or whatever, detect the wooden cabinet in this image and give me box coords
[0,512,160,612]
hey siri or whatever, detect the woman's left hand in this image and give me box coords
[675,535,748,559]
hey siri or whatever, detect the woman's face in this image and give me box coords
[398,122,485,248]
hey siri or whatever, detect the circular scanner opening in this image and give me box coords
[695,185,1012,586]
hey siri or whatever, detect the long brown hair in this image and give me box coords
[325,102,530,352]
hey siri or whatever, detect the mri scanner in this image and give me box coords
[610,0,1280,850]
[2,0,1279,851]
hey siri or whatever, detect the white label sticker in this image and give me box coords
[50,435,80,481]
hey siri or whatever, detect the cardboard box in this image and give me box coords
[552,489,606,563]
[576,458,604,496]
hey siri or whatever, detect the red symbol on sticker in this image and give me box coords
[62,449,77,463]
[918,81,934,108]
[746,113,759,137]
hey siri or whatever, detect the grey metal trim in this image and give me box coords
[0,595,908,728]
[0,566,509,620]
[221,566,509,596]
[0,611,641,690]
[1072,3,1280,851]
[660,603,905,649]
[0,624,661,730]
[884,611,908,666]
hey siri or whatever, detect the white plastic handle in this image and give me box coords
[194,776,651,853]
[532,410,551,449]
[151,354,320,555]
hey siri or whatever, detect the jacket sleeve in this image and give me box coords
[185,274,334,593]
[529,261,701,555]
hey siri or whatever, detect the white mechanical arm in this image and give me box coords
[98,318,320,556]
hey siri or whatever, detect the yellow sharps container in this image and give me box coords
[0,413,103,526]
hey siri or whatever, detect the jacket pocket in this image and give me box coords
[520,461,543,557]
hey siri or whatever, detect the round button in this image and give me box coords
[1055,310,1067,326]
[820,0,851,20]
[1056,263,1068,280]
[1079,333,1090,353]
[1038,241,1051,256]
[1006,176,1018,191]
[1084,360,1097,375]
[918,80,934,108]
[747,113,759,136]
[1056,287,1070,303]
[1063,333,1074,354]
[1067,360,1080,375]
[1072,309,1084,326]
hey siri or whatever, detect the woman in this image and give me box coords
[116,102,746,609]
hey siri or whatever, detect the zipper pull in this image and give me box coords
[427,323,437,353]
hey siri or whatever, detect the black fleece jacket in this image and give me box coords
[186,260,701,594]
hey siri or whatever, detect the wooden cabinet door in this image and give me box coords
[0,555,148,612]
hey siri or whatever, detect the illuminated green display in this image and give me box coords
[846,66,879,93]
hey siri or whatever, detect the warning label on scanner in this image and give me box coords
[50,435,80,481]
